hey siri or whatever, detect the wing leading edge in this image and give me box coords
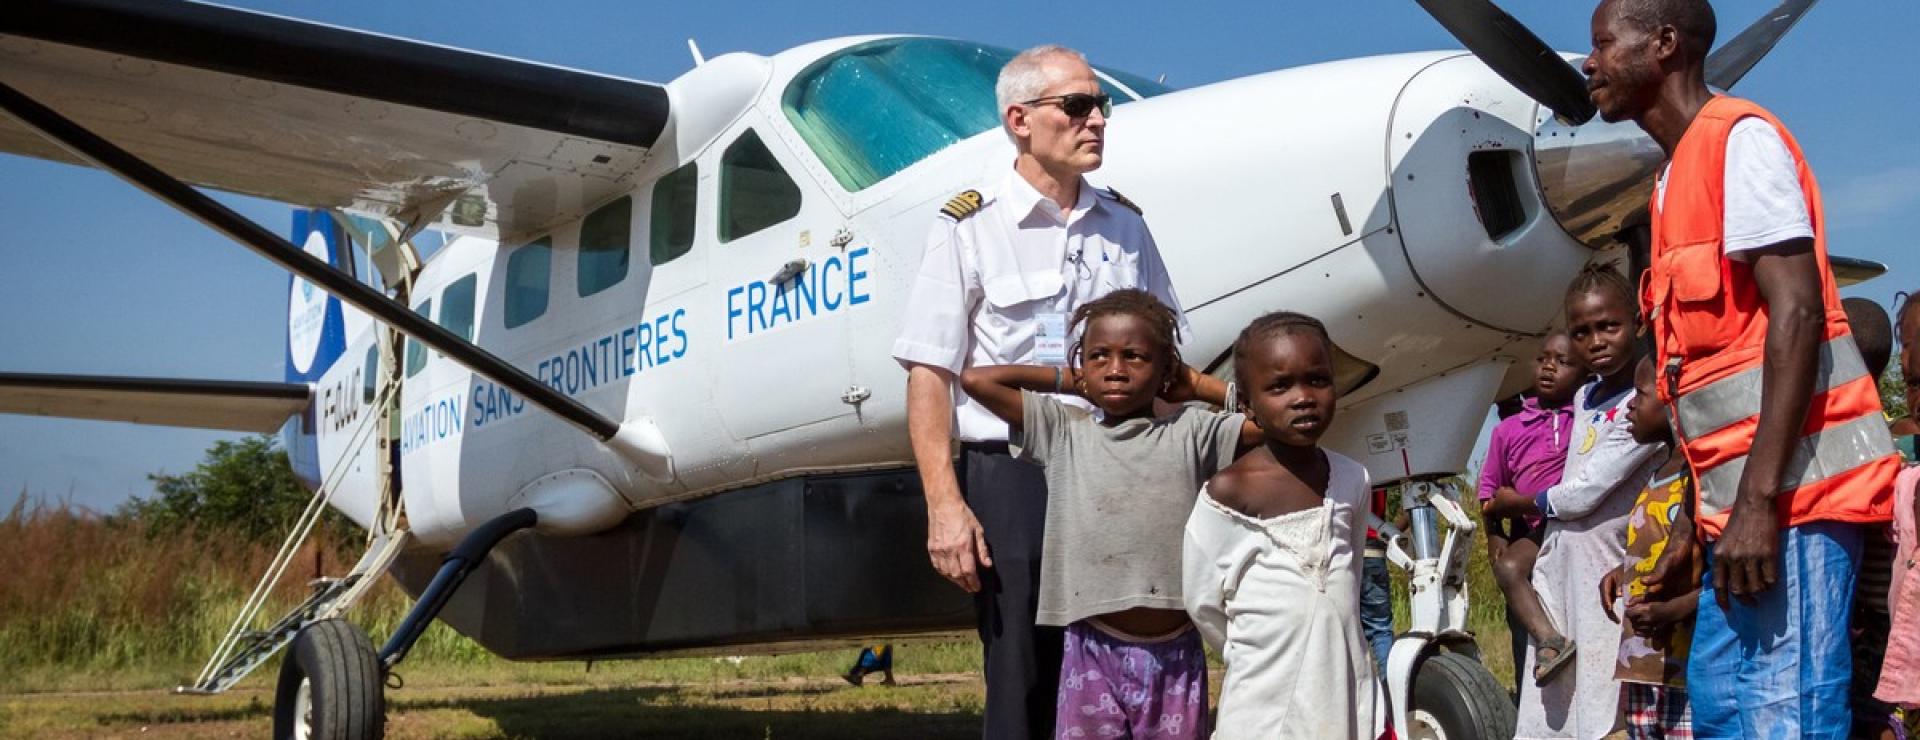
[0,372,310,433]
[0,0,673,240]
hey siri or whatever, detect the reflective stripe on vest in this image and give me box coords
[1672,334,1872,440]
[1696,410,1897,516]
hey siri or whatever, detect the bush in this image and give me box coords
[116,434,355,547]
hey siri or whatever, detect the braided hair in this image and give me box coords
[1229,311,1335,392]
[1068,289,1183,384]
[1565,263,1637,315]
[1566,262,1651,357]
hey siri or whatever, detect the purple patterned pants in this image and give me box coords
[1054,619,1208,739]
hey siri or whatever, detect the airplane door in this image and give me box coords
[709,123,859,439]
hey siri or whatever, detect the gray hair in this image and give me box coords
[995,44,1089,116]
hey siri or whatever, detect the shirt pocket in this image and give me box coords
[981,270,1065,327]
[1096,248,1142,293]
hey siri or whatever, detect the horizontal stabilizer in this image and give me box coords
[1831,255,1888,287]
[0,372,309,432]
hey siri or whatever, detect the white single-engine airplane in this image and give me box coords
[0,0,1882,737]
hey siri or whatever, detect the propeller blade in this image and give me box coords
[1414,0,1597,124]
[1705,0,1819,89]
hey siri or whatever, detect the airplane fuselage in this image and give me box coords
[284,35,1646,656]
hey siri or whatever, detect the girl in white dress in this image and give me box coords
[1486,265,1661,739]
[1183,312,1388,740]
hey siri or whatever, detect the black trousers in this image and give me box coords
[962,443,1063,740]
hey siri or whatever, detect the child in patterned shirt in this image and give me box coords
[1601,356,1699,739]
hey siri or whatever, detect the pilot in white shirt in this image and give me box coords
[889,43,1184,740]
[892,168,1186,443]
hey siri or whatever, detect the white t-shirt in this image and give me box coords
[1656,117,1814,259]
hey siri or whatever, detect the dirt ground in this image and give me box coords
[0,672,989,739]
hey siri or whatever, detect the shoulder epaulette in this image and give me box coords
[939,190,984,221]
[1104,187,1142,215]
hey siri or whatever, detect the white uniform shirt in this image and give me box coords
[891,170,1186,442]
[1656,117,1815,258]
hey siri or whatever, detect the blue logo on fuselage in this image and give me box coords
[725,247,870,341]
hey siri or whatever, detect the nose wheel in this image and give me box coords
[1405,651,1513,740]
[272,619,384,740]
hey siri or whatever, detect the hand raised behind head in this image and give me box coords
[1159,366,1199,404]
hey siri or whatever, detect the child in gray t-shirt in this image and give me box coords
[960,289,1258,740]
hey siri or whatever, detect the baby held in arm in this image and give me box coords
[959,289,1260,740]
[1480,332,1583,685]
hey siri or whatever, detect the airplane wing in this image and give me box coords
[0,372,309,432]
[0,0,672,241]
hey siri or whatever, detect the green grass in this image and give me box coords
[0,488,1518,736]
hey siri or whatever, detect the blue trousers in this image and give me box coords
[1360,555,1393,675]
[1688,521,1862,739]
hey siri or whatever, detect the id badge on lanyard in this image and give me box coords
[1035,312,1069,366]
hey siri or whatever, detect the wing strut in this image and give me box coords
[0,81,672,479]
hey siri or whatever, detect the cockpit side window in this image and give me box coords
[719,130,802,242]
[782,38,1172,192]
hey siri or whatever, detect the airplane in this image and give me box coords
[0,0,1883,737]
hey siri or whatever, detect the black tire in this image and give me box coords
[1406,651,1515,740]
[273,619,386,740]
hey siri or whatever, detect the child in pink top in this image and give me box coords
[1877,293,1920,711]
[1877,465,1920,710]
[1480,332,1582,685]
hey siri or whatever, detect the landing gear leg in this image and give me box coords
[1380,479,1515,740]
[271,508,538,740]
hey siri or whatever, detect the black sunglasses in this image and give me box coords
[1021,92,1112,119]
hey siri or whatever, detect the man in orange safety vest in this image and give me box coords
[1584,0,1899,735]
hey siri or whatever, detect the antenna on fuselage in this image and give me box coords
[687,39,706,66]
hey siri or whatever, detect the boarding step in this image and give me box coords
[176,530,408,695]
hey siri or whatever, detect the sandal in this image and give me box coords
[1532,636,1577,686]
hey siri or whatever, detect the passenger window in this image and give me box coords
[577,197,632,297]
[439,274,477,342]
[362,345,378,404]
[504,238,551,328]
[720,130,802,242]
[404,299,431,378]
[650,163,698,265]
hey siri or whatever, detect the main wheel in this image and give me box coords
[273,619,385,740]
[1405,651,1515,740]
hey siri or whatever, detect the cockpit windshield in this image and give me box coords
[782,38,1173,192]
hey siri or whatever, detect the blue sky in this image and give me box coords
[1,1,1913,512]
